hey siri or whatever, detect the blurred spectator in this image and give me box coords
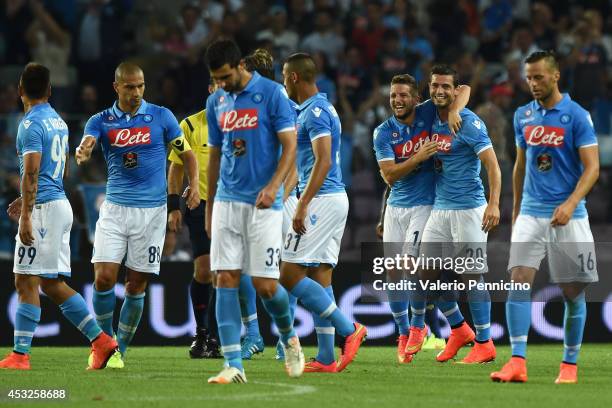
[301,10,345,68]
[530,2,557,51]
[1,0,33,64]
[336,45,372,111]
[287,0,315,37]
[506,26,540,76]
[478,0,512,62]
[428,0,468,59]
[475,84,513,166]
[351,1,386,64]
[401,19,434,82]
[376,29,408,84]
[382,0,409,31]
[25,0,72,111]
[312,51,337,105]
[256,6,299,61]
[180,3,209,48]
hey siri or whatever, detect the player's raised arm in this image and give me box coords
[19,151,41,246]
[447,84,471,135]
[377,141,438,185]
[479,147,501,232]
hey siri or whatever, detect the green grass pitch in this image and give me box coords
[1,345,611,407]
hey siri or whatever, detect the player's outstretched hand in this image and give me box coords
[75,146,91,165]
[448,110,463,136]
[551,201,575,227]
[292,202,308,235]
[7,197,22,220]
[255,185,276,209]
[481,203,500,232]
[415,141,438,162]
[18,216,34,246]
[183,185,200,210]
[168,210,182,232]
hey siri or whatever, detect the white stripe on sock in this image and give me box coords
[241,313,258,323]
[392,310,409,318]
[77,315,94,331]
[442,305,459,317]
[315,327,335,335]
[222,344,241,353]
[95,311,114,321]
[320,303,337,318]
[14,330,34,338]
[474,323,491,330]
[510,335,528,343]
[410,307,426,315]
[564,344,581,350]
[118,322,138,334]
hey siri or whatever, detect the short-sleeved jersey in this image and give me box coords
[431,108,492,210]
[169,109,209,200]
[206,72,296,210]
[287,99,299,198]
[296,93,344,195]
[373,100,437,208]
[16,103,68,204]
[83,100,184,208]
[514,94,597,218]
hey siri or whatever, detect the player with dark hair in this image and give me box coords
[76,62,200,369]
[491,51,599,384]
[373,73,469,363]
[204,39,304,384]
[0,63,118,370]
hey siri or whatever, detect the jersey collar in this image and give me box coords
[297,92,326,111]
[111,99,149,120]
[532,93,570,113]
[240,71,261,95]
[26,102,50,117]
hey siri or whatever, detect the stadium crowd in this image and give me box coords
[0,0,611,260]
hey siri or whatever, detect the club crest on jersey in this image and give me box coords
[560,114,571,124]
[392,132,399,138]
[232,138,246,156]
[252,93,263,104]
[220,109,258,132]
[537,153,552,172]
[525,125,565,147]
[143,114,153,123]
[525,109,532,117]
[123,152,138,169]
[108,127,151,147]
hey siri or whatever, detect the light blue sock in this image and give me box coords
[467,281,491,342]
[389,301,409,335]
[14,303,41,354]
[60,293,102,342]
[288,292,297,323]
[507,289,531,358]
[239,274,260,338]
[563,292,586,364]
[437,301,465,327]
[117,292,145,354]
[312,286,336,364]
[260,285,295,345]
[216,287,242,370]
[93,287,115,336]
[291,277,354,337]
[409,284,427,329]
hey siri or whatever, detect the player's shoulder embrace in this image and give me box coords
[461,108,487,132]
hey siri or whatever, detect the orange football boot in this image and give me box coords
[405,326,428,356]
[459,339,496,364]
[0,352,30,370]
[490,357,528,383]
[304,358,337,373]
[336,323,367,372]
[436,322,475,362]
[87,332,119,370]
[555,362,578,384]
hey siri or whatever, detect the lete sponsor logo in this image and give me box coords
[393,130,435,158]
[525,125,565,147]
[220,109,259,132]
[108,127,151,147]
[431,133,453,152]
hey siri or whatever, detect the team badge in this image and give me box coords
[537,153,552,172]
[219,96,225,103]
[123,152,138,169]
[392,132,399,138]
[252,93,264,104]
[525,109,532,117]
[232,138,246,156]
[143,114,153,123]
[560,114,571,124]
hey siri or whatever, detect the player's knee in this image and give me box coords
[124,278,147,296]
[94,273,116,291]
[560,284,586,301]
[252,278,277,298]
[215,271,239,288]
[194,255,212,284]
[510,267,536,284]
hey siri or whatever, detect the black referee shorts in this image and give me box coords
[184,200,211,258]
